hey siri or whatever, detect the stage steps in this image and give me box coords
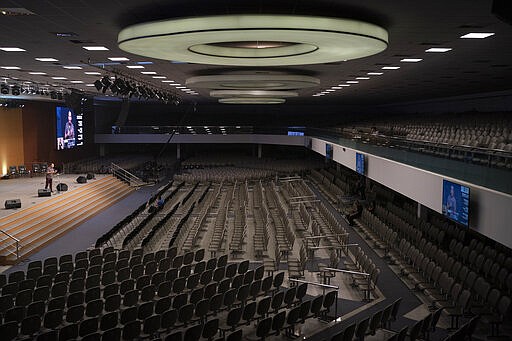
[0,176,134,264]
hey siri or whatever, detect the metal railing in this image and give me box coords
[0,229,20,260]
[110,162,146,187]
[289,278,339,320]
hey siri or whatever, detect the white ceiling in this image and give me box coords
[0,0,511,106]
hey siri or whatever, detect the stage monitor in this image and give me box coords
[442,179,470,227]
[356,152,365,175]
[56,106,83,150]
[325,143,333,160]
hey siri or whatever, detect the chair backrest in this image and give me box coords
[342,323,356,341]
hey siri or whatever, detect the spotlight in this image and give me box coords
[11,85,20,96]
[100,76,111,93]
[50,91,57,99]
[94,79,103,91]
[1,84,8,94]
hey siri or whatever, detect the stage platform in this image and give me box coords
[0,174,106,218]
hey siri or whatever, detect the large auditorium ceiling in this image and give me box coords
[0,0,511,106]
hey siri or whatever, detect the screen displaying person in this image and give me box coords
[64,110,75,140]
[446,185,457,219]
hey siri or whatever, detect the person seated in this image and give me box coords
[156,196,164,210]
[346,200,363,225]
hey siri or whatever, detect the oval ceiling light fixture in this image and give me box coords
[218,97,286,104]
[118,15,388,66]
[186,75,320,90]
[210,90,298,98]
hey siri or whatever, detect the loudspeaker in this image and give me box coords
[493,0,512,25]
[5,199,21,209]
[38,189,51,197]
[86,173,95,180]
[77,176,87,184]
[57,183,68,191]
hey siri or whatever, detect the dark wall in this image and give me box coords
[22,99,97,167]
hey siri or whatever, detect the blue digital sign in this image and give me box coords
[356,153,365,175]
[442,180,470,227]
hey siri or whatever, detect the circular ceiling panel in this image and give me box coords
[118,15,388,66]
[186,75,320,90]
[218,97,286,104]
[210,90,298,98]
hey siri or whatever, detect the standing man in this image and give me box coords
[45,163,57,192]
[64,110,75,140]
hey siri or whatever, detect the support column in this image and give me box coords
[258,144,262,159]
[99,144,105,157]
[177,143,181,160]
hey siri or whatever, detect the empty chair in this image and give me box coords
[177,303,194,327]
[241,301,257,325]
[354,316,370,341]
[142,315,160,339]
[66,305,85,323]
[184,323,202,341]
[160,309,178,332]
[407,320,423,341]
[58,323,79,341]
[27,300,46,318]
[254,317,272,340]
[0,321,18,341]
[202,318,219,341]
[79,317,98,337]
[271,311,286,336]
[5,306,26,324]
[219,307,243,335]
[122,320,141,340]
[368,310,383,336]
[20,314,41,338]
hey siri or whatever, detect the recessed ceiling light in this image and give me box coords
[108,57,130,61]
[161,80,176,83]
[346,80,359,83]
[1,66,20,69]
[460,32,495,39]
[382,66,400,69]
[84,72,101,75]
[126,65,144,69]
[83,46,109,51]
[141,71,157,74]
[0,47,25,52]
[425,47,452,53]
[152,76,166,79]
[356,77,370,80]
[52,77,67,79]
[35,57,59,62]
[338,84,351,87]
[63,66,83,69]
[332,87,342,90]
[400,58,423,62]
[136,61,153,65]
[170,83,182,86]
[367,72,383,75]
[70,80,84,83]
[325,89,335,92]
[176,86,186,89]
[85,84,96,87]
[29,72,46,75]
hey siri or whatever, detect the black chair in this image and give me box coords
[407,320,423,341]
[270,291,284,313]
[122,320,141,340]
[241,301,257,325]
[86,299,104,317]
[219,307,243,335]
[120,306,138,325]
[283,306,301,337]
[177,303,195,327]
[36,330,57,341]
[342,323,357,341]
[271,311,286,336]
[100,311,118,331]
[5,306,26,323]
[59,323,79,341]
[354,317,370,341]
[226,329,242,341]
[255,317,272,340]
[173,293,188,310]
[209,293,224,316]
[138,301,155,321]
[283,287,297,308]
[66,305,85,323]
[184,323,202,341]
[48,296,66,311]
[193,299,210,323]
[79,317,98,338]
[160,309,178,332]
[105,294,121,313]
[155,296,172,315]
[27,300,46,318]
[141,284,156,302]
[20,314,41,338]
[368,309,383,336]
[43,309,63,329]
[202,318,219,341]
[165,331,182,341]
[102,327,121,341]
[142,315,160,339]
[0,294,14,314]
